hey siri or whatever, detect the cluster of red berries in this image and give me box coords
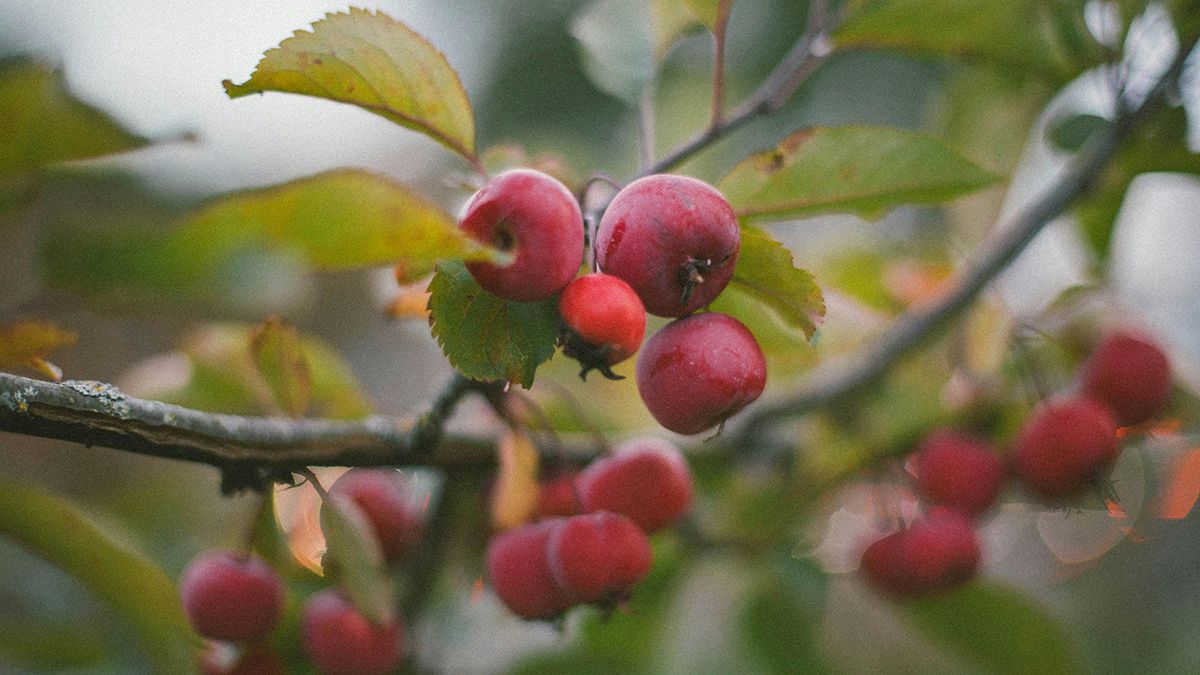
[181,468,425,675]
[860,329,1173,599]
[459,169,766,435]
[486,438,693,619]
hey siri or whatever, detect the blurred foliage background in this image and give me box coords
[2,0,1200,673]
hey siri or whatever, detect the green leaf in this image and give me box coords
[223,9,477,162]
[250,316,313,418]
[319,492,393,625]
[836,0,1101,84]
[904,582,1084,675]
[742,556,831,674]
[0,621,110,670]
[427,260,560,388]
[718,126,999,221]
[571,0,702,105]
[1047,113,1108,153]
[0,59,149,176]
[681,0,733,31]
[0,475,200,671]
[727,226,824,341]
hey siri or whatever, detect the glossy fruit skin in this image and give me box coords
[577,438,693,533]
[860,509,980,599]
[559,273,647,365]
[326,468,425,566]
[180,551,285,643]
[547,512,652,602]
[636,312,766,435]
[459,169,584,302]
[1014,397,1119,499]
[1080,330,1172,426]
[596,174,740,317]
[535,473,583,519]
[301,590,405,675]
[912,431,1004,518]
[486,520,575,620]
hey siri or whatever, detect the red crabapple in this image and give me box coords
[301,590,405,675]
[1080,329,1172,426]
[460,168,584,302]
[535,473,583,519]
[180,551,285,643]
[485,519,575,620]
[912,430,1004,518]
[1013,397,1119,499]
[547,512,653,603]
[577,438,693,533]
[596,174,740,317]
[636,312,766,435]
[326,468,425,566]
[860,509,980,598]
[559,273,647,380]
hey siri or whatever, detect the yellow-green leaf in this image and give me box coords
[223,9,477,162]
[0,60,148,176]
[490,429,541,530]
[680,0,733,32]
[0,475,200,672]
[427,260,560,389]
[319,492,393,625]
[0,320,77,381]
[726,226,824,341]
[250,316,313,418]
[719,126,999,221]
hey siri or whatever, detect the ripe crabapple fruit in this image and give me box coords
[559,273,647,380]
[547,512,653,603]
[912,430,1004,518]
[860,509,980,599]
[180,551,285,643]
[577,438,693,533]
[460,168,585,302]
[326,468,425,566]
[301,590,405,675]
[485,519,575,620]
[636,312,766,435]
[1080,329,1172,426]
[1013,397,1118,499]
[535,473,582,519]
[596,174,740,317]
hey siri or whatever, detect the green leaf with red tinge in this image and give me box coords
[318,492,394,625]
[224,9,478,163]
[0,320,77,381]
[250,316,313,418]
[719,126,999,222]
[0,60,149,176]
[427,260,560,388]
[727,226,824,341]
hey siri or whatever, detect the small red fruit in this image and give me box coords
[485,520,575,620]
[559,273,647,380]
[301,590,405,675]
[200,644,285,675]
[180,551,285,643]
[535,473,582,519]
[1013,397,1119,499]
[860,509,980,599]
[596,174,740,317]
[326,468,425,566]
[577,438,693,533]
[636,312,766,435]
[547,512,653,603]
[460,168,584,302]
[912,431,1004,518]
[1080,329,1172,426]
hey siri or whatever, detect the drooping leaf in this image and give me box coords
[1046,113,1108,153]
[490,429,541,530]
[0,320,77,381]
[318,492,394,625]
[0,621,110,671]
[741,556,831,674]
[719,126,999,221]
[250,316,313,418]
[427,260,560,388]
[904,582,1084,675]
[224,9,478,163]
[726,226,824,340]
[0,475,200,672]
[836,0,1102,84]
[0,60,149,176]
